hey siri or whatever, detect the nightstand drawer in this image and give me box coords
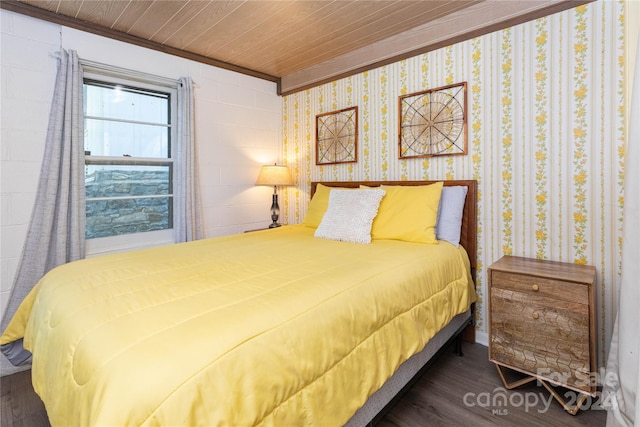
[490,287,591,392]
[491,270,588,304]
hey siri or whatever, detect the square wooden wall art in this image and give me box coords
[316,106,358,165]
[399,82,467,159]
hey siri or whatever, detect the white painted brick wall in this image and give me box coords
[0,11,59,321]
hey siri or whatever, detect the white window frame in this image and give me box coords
[82,64,178,257]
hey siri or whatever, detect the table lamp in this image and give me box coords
[255,164,294,228]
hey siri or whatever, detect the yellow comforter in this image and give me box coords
[1,225,475,426]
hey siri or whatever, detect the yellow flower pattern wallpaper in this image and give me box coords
[281,1,626,365]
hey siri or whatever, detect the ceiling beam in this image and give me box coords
[279,0,593,96]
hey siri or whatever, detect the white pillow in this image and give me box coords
[435,186,468,246]
[315,189,385,244]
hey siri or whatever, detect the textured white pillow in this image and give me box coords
[315,189,385,244]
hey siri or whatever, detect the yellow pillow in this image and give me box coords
[302,184,348,228]
[370,182,444,243]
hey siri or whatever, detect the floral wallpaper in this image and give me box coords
[281,1,626,366]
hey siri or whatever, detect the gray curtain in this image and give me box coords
[1,49,85,373]
[603,33,640,427]
[174,77,203,242]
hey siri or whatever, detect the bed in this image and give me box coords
[0,179,477,426]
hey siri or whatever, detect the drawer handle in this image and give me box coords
[532,312,539,319]
[532,284,539,291]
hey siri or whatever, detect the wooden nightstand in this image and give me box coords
[488,256,596,415]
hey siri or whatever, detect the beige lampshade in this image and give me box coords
[255,165,294,186]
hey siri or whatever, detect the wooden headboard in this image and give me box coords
[311,180,478,284]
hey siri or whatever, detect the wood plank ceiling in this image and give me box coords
[1,0,591,95]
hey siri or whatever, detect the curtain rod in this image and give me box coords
[79,58,179,89]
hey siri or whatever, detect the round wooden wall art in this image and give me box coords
[399,82,467,159]
[315,106,358,165]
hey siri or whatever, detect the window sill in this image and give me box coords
[85,229,174,257]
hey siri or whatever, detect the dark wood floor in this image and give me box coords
[378,341,606,426]
[1,342,606,426]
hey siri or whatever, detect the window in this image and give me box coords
[83,72,177,252]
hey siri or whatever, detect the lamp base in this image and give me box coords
[269,192,281,229]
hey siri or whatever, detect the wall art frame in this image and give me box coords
[315,106,358,165]
[398,82,467,159]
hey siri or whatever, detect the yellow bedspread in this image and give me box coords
[1,225,475,426]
